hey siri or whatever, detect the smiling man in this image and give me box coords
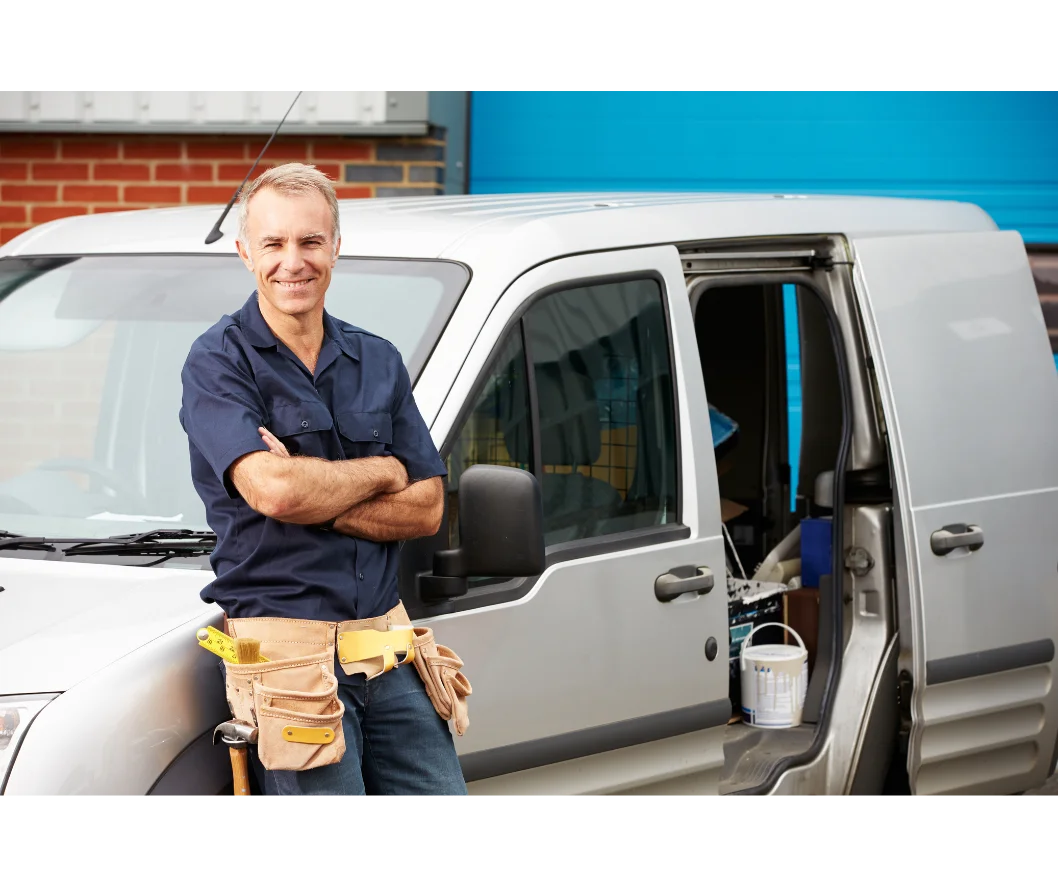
[179,163,466,795]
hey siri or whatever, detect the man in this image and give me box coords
[179,162,466,795]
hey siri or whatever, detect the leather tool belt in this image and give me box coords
[223,601,471,772]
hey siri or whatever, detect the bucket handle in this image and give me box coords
[739,622,806,672]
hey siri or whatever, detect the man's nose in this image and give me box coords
[280,242,306,271]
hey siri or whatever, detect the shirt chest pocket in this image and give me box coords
[336,410,392,460]
[270,401,336,458]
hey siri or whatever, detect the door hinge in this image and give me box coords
[844,546,875,577]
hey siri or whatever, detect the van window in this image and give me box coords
[444,330,531,549]
[523,277,677,545]
[442,276,677,556]
[0,254,467,544]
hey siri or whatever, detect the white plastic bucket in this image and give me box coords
[739,622,809,729]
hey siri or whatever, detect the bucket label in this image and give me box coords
[742,660,809,728]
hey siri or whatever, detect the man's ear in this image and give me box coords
[332,236,341,265]
[236,239,255,272]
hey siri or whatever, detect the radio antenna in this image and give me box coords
[204,91,303,245]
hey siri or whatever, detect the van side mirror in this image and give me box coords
[418,464,545,602]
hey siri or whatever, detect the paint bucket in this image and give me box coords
[739,622,809,729]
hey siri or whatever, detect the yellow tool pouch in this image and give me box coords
[225,619,346,772]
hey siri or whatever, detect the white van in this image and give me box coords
[2,193,1056,795]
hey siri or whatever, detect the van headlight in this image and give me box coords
[0,695,57,791]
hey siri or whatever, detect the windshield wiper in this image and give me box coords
[0,528,216,566]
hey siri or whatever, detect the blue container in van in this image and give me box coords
[801,517,832,588]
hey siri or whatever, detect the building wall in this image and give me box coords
[0,130,446,245]
[469,91,1058,357]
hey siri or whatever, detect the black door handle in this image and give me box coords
[930,523,984,556]
[655,566,715,603]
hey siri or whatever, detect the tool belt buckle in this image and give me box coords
[337,627,415,676]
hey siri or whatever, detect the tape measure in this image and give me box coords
[196,625,270,664]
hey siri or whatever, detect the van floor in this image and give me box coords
[719,723,816,794]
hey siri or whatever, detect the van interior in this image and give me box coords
[683,245,887,794]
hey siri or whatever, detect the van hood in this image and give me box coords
[0,558,218,695]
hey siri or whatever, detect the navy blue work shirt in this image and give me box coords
[179,291,446,621]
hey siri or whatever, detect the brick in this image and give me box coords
[63,184,119,202]
[124,185,181,202]
[314,163,340,180]
[376,144,443,162]
[32,162,90,181]
[0,138,59,159]
[259,137,309,162]
[188,185,240,203]
[0,162,29,181]
[345,164,403,183]
[2,183,58,201]
[375,187,443,197]
[335,186,372,199]
[0,205,27,223]
[218,162,274,181]
[31,205,89,224]
[312,141,372,161]
[187,139,247,160]
[0,224,29,245]
[156,163,214,182]
[409,165,444,184]
[94,162,151,181]
[60,139,120,160]
[122,140,183,160]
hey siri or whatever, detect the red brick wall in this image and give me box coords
[0,131,446,245]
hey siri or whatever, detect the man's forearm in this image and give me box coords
[333,476,444,542]
[234,451,405,525]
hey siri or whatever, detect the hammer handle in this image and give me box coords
[230,746,251,796]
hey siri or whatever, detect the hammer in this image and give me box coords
[213,720,257,795]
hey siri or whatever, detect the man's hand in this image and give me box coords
[259,426,291,458]
[258,426,408,494]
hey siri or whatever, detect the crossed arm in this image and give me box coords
[228,427,444,542]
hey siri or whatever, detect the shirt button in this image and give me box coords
[373,429,378,438]
[358,572,365,581]
[301,420,309,428]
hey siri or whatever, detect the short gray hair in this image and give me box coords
[237,162,340,247]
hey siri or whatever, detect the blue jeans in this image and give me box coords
[248,660,467,795]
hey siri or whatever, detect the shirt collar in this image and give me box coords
[238,292,360,362]
[239,292,278,349]
[322,309,361,362]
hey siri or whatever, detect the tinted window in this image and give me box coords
[523,278,677,545]
[444,331,531,548]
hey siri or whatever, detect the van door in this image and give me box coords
[851,230,1058,795]
[417,246,731,794]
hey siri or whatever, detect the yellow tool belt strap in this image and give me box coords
[227,601,415,680]
[337,627,415,673]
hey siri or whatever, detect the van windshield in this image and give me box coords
[0,254,467,546]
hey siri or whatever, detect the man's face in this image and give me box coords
[236,187,340,319]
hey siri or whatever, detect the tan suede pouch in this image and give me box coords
[411,626,472,736]
[225,618,345,772]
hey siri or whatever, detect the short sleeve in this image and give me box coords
[180,332,270,497]
[388,357,447,483]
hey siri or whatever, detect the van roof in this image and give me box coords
[1,192,998,264]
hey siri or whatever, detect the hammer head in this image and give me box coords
[213,719,258,747]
